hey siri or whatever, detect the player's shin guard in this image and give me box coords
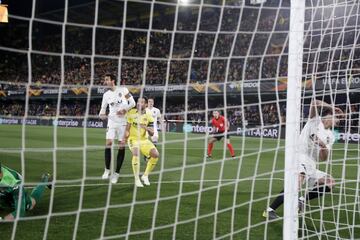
[144,157,159,176]
[105,148,111,170]
[227,143,235,157]
[269,190,284,211]
[30,175,50,204]
[207,143,214,156]
[306,186,331,201]
[116,148,125,173]
[132,156,140,179]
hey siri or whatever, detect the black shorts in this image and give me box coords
[213,132,230,141]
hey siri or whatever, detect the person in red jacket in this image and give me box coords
[207,110,235,158]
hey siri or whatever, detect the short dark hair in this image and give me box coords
[319,108,332,117]
[104,73,116,81]
[148,96,154,101]
[137,96,148,104]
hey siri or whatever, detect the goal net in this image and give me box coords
[297,0,360,239]
[0,0,359,239]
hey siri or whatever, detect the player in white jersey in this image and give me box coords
[146,97,163,143]
[263,99,344,220]
[144,98,163,162]
[144,97,162,162]
[99,74,136,184]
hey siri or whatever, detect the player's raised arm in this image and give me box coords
[309,99,344,119]
[99,94,108,120]
[124,90,136,111]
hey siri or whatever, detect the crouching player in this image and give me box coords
[0,163,52,220]
[125,97,160,187]
[263,100,343,219]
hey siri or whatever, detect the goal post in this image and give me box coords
[283,0,305,239]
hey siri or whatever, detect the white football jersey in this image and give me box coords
[146,107,161,126]
[299,116,335,163]
[99,87,130,126]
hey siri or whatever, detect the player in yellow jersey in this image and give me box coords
[125,97,159,187]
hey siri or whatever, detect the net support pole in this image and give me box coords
[284,0,305,239]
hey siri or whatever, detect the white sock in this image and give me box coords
[267,207,274,212]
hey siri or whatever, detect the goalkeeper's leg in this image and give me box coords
[29,173,52,210]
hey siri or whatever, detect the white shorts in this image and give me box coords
[298,155,328,189]
[106,125,126,141]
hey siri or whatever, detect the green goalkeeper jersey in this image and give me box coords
[0,166,32,217]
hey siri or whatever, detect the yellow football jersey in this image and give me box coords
[127,108,154,141]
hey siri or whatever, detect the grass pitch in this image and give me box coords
[0,125,359,239]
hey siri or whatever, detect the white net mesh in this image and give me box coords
[298,1,360,239]
[0,0,359,239]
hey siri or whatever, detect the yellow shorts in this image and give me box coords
[128,138,156,158]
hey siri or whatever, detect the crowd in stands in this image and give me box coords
[1,0,359,89]
[167,101,287,126]
[0,99,287,126]
[0,4,291,87]
[0,101,99,117]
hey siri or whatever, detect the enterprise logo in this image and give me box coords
[183,124,193,133]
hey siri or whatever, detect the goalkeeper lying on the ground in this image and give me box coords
[0,162,52,220]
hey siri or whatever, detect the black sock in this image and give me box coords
[115,148,125,173]
[306,186,331,201]
[105,148,111,170]
[270,190,284,211]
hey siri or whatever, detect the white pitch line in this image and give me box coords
[23,177,358,189]
[24,178,283,189]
